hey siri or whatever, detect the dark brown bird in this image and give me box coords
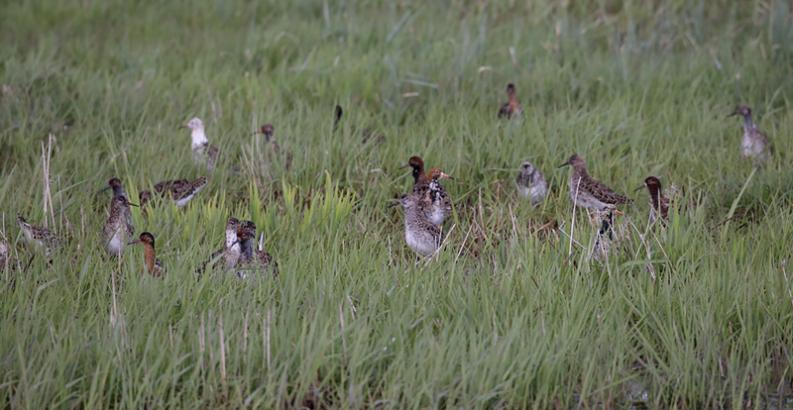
[498,83,522,119]
[638,176,670,224]
[236,220,277,278]
[406,156,426,185]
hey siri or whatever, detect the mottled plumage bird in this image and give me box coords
[516,161,548,206]
[129,232,164,277]
[102,196,138,256]
[729,105,770,164]
[236,220,277,278]
[400,192,442,257]
[255,123,292,170]
[498,83,522,119]
[184,117,219,172]
[17,214,60,254]
[559,154,632,211]
[424,168,453,226]
[139,176,208,209]
[638,176,670,224]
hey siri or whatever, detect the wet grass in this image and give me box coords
[1,0,792,408]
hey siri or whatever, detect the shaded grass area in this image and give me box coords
[1,0,792,408]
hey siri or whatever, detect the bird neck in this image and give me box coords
[742,115,755,132]
[143,243,156,273]
[191,128,208,148]
[647,186,661,211]
[412,168,425,184]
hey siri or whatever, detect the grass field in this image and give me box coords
[2,0,793,408]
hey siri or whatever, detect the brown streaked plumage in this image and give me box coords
[729,105,771,164]
[498,83,522,119]
[129,232,164,277]
[559,154,632,211]
[0,239,10,271]
[16,214,61,254]
[102,196,138,256]
[139,176,208,209]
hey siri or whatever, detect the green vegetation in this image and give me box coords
[2,0,792,408]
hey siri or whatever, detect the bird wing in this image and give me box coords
[583,176,632,205]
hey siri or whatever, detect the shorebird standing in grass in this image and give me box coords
[103,196,138,257]
[498,83,522,119]
[198,217,243,274]
[516,160,548,207]
[255,123,292,170]
[138,176,208,209]
[559,154,632,213]
[236,220,277,278]
[424,168,453,226]
[399,192,442,257]
[637,176,670,225]
[184,117,219,172]
[729,105,771,164]
[16,214,60,255]
[128,232,164,277]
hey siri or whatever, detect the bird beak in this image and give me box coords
[727,110,738,118]
[634,185,644,192]
[439,171,453,180]
[127,239,141,246]
[179,124,188,129]
[97,186,111,194]
[128,202,140,207]
[557,162,569,168]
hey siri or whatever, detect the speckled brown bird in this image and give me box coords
[102,196,138,257]
[17,214,61,255]
[139,176,208,209]
[559,154,632,211]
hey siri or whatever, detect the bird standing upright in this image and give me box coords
[516,160,548,206]
[399,191,442,257]
[103,196,138,256]
[498,83,522,119]
[184,117,219,171]
[129,232,164,277]
[729,105,770,164]
[559,154,632,212]
[638,176,670,224]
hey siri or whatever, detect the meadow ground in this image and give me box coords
[2,0,793,408]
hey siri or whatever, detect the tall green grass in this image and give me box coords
[1,0,792,408]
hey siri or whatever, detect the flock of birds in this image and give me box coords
[1,83,773,274]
